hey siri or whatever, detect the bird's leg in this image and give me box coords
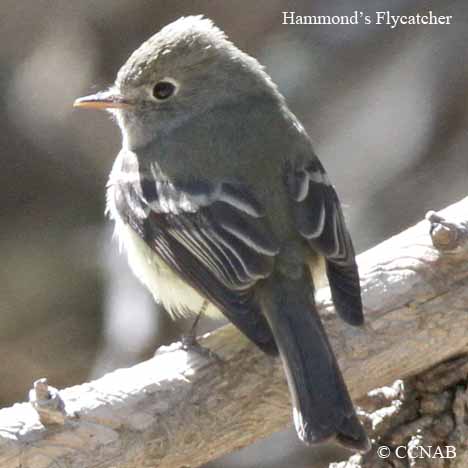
[181,302,205,349]
[181,301,222,362]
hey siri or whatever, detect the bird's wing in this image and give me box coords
[114,173,279,353]
[284,155,364,325]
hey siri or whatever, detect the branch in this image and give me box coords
[342,355,468,467]
[2,197,468,468]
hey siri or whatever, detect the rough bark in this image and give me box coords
[1,197,468,468]
[335,355,468,468]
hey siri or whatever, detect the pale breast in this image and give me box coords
[107,179,222,320]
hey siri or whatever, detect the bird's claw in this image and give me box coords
[181,334,223,363]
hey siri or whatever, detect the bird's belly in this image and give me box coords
[113,218,223,320]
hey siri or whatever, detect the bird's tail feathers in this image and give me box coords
[260,270,370,452]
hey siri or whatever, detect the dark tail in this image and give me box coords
[260,270,370,452]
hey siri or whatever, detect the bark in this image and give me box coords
[336,355,468,468]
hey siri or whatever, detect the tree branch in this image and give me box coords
[2,197,468,468]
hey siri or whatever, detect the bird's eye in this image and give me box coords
[152,81,176,100]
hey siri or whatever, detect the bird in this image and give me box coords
[74,15,370,452]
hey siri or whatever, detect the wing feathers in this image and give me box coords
[114,174,279,352]
[285,157,363,326]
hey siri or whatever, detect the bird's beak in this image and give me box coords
[73,90,132,110]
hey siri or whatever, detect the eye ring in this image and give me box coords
[152,80,177,100]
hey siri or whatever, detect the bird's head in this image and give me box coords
[74,16,280,150]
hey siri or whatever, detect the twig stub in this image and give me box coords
[426,210,468,252]
[29,378,67,426]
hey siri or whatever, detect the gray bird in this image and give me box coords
[74,16,370,451]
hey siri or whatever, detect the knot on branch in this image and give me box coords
[29,378,69,426]
[426,211,468,252]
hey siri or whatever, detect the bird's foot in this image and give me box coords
[181,334,223,363]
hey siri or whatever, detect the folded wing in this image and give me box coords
[284,155,363,326]
[114,171,280,353]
